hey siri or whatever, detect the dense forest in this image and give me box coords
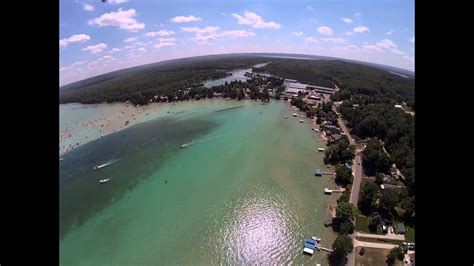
[60,56,269,105]
[254,59,414,109]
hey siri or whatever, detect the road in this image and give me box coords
[334,107,363,266]
[356,231,405,241]
[335,115,362,205]
[353,239,398,250]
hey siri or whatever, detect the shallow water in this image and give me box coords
[60,99,338,265]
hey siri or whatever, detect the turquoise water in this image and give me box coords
[60,99,338,265]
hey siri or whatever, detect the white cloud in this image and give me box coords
[123,45,134,50]
[345,31,353,36]
[83,3,94,11]
[411,36,414,43]
[145,30,175,37]
[231,11,282,29]
[291,31,304,36]
[88,8,145,32]
[375,39,405,55]
[222,30,256,38]
[376,39,397,49]
[170,15,201,23]
[386,29,394,35]
[362,44,382,52]
[317,26,333,36]
[305,37,319,44]
[307,6,313,10]
[60,34,91,47]
[342,18,352,24]
[347,45,358,49]
[154,38,176,49]
[124,37,138,42]
[321,37,347,43]
[81,43,107,54]
[353,26,370,33]
[181,26,255,44]
[137,47,146,53]
[109,48,122,53]
[132,41,147,46]
[107,0,128,4]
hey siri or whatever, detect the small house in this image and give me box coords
[395,223,407,235]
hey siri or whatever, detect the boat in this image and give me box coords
[312,236,322,242]
[93,163,108,170]
[99,178,111,184]
[318,148,326,152]
[324,188,332,195]
[292,113,298,117]
[59,158,64,162]
[299,119,304,123]
[283,115,287,119]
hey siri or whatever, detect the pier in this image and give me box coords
[316,244,333,253]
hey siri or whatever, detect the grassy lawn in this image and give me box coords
[356,237,404,246]
[355,247,403,266]
[405,226,415,242]
[355,215,370,233]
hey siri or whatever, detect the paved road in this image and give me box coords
[356,232,405,241]
[335,115,362,205]
[354,239,398,250]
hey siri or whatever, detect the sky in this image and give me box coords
[60,0,414,86]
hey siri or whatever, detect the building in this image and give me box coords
[324,125,342,135]
[306,85,335,94]
[395,223,407,235]
[286,87,306,96]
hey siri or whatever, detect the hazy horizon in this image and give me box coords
[60,0,414,86]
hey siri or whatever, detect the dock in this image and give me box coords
[324,187,346,194]
[316,244,333,253]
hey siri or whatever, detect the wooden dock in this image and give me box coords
[316,245,333,253]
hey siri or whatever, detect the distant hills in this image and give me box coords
[60,53,413,91]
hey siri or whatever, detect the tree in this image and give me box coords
[336,202,355,222]
[367,212,382,233]
[386,246,406,265]
[335,164,353,186]
[379,187,400,215]
[375,173,385,185]
[362,139,392,176]
[339,220,355,235]
[358,181,379,215]
[329,235,353,266]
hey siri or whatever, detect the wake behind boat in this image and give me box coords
[99,178,111,184]
[93,163,108,170]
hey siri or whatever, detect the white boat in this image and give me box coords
[303,247,314,255]
[324,188,332,194]
[93,163,108,170]
[284,115,287,119]
[99,178,111,184]
[299,119,304,123]
[59,158,64,162]
[292,113,298,117]
[318,148,326,152]
[311,236,322,242]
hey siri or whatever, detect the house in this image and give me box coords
[324,125,342,135]
[329,134,341,142]
[395,223,407,235]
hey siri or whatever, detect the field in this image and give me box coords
[355,247,403,266]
